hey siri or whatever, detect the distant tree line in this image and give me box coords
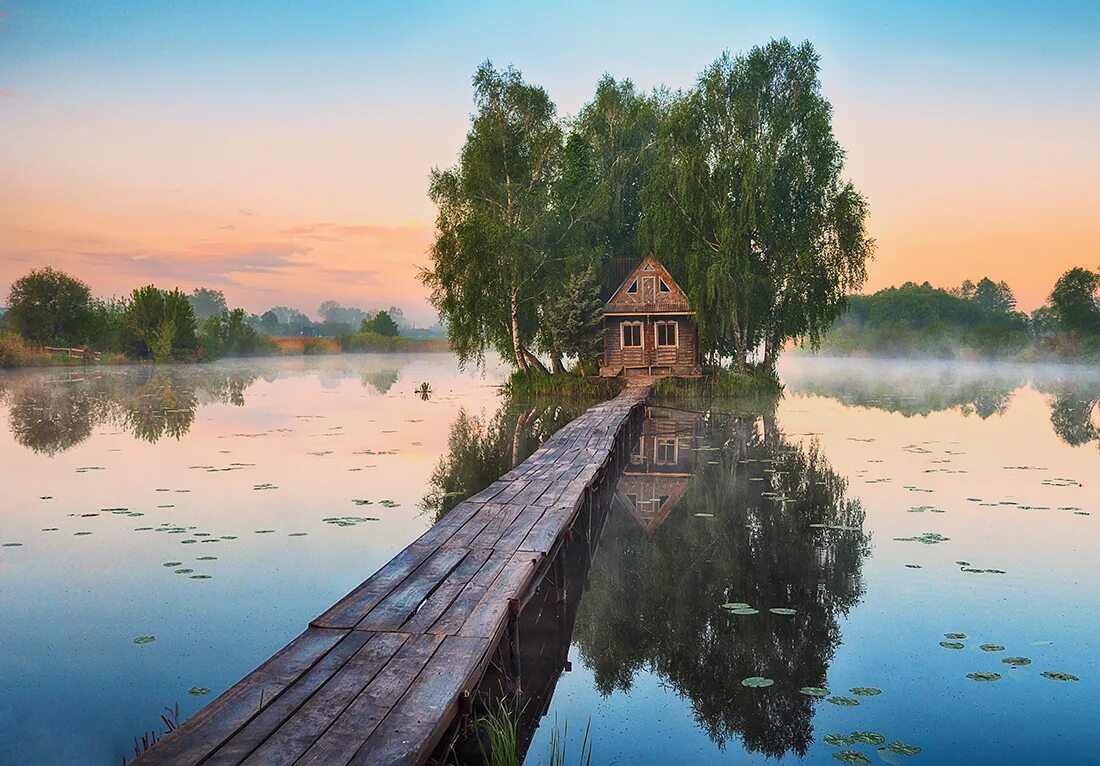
[817,267,1100,360]
[0,266,436,367]
[422,38,873,376]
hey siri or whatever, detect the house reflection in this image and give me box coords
[616,406,704,535]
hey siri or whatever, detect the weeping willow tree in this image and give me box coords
[645,39,873,372]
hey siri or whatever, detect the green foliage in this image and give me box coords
[198,308,277,358]
[818,282,1031,358]
[187,288,228,321]
[474,697,521,766]
[6,267,93,345]
[422,61,566,371]
[123,286,199,360]
[540,267,603,374]
[644,39,872,371]
[0,331,39,368]
[1049,267,1100,336]
[360,310,401,337]
[968,277,1017,314]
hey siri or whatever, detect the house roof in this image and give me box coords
[604,253,692,314]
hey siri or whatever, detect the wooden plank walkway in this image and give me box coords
[134,385,648,766]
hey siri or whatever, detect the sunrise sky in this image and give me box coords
[2,1,1098,323]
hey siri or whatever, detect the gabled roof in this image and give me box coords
[605,253,692,314]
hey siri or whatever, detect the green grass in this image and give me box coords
[475,697,522,766]
[651,366,783,400]
[502,369,623,400]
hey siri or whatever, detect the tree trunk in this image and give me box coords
[511,296,528,372]
[523,348,550,375]
[733,327,748,373]
[551,354,564,374]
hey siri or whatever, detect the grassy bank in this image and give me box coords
[502,369,623,400]
[651,367,783,399]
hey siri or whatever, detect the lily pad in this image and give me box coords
[979,644,1005,652]
[721,602,752,610]
[832,751,871,764]
[828,696,860,706]
[800,686,830,698]
[851,731,886,745]
[940,641,965,650]
[190,574,213,580]
[769,608,797,615]
[163,562,182,567]
[132,635,156,644]
[741,676,774,688]
[885,742,922,756]
[823,733,856,746]
[944,633,967,640]
[1040,671,1079,682]
[850,687,881,696]
[188,687,211,695]
[728,607,759,615]
[1002,656,1031,667]
[966,672,1001,682]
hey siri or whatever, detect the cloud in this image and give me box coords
[277,222,432,252]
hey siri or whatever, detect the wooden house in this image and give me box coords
[600,254,701,377]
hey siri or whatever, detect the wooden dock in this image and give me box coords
[134,385,648,766]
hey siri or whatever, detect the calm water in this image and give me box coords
[1,356,1098,764]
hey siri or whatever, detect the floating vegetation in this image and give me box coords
[960,567,1007,574]
[895,532,949,544]
[904,564,922,569]
[378,499,400,508]
[828,696,860,706]
[1040,671,1079,682]
[323,516,378,527]
[253,483,278,491]
[288,532,309,537]
[1002,657,1031,667]
[851,731,886,745]
[188,687,211,695]
[41,527,59,532]
[132,636,156,644]
[741,676,774,688]
[174,568,193,574]
[832,751,871,764]
[73,531,92,536]
[800,687,830,698]
[907,505,944,513]
[694,512,714,518]
[352,499,373,506]
[966,672,1001,682]
[940,641,965,650]
[190,574,212,580]
[850,687,881,697]
[196,556,217,561]
[254,530,275,534]
[163,562,182,567]
[884,742,922,756]
[769,607,797,615]
[944,633,967,640]
[980,644,1005,652]
[1041,477,1081,488]
[823,733,855,746]
[2,542,23,547]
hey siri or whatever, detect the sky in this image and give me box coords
[2,1,1099,322]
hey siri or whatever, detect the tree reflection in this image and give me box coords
[0,367,258,454]
[1045,385,1100,448]
[422,396,600,522]
[572,404,869,758]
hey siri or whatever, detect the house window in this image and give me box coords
[659,278,671,293]
[626,279,638,294]
[655,321,678,347]
[655,437,678,465]
[622,322,643,348]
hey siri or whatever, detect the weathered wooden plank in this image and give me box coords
[492,503,549,552]
[457,555,537,639]
[467,501,529,549]
[400,548,493,634]
[518,505,577,554]
[295,633,444,766]
[425,550,512,636]
[410,500,484,549]
[133,628,347,765]
[444,502,507,548]
[356,547,471,631]
[312,544,438,629]
[231,632,408,765]
[348,635,490,766]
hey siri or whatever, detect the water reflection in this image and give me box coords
[572,404,868,757]
[0,362,406,455]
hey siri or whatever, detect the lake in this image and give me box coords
[1,355,1097,764]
